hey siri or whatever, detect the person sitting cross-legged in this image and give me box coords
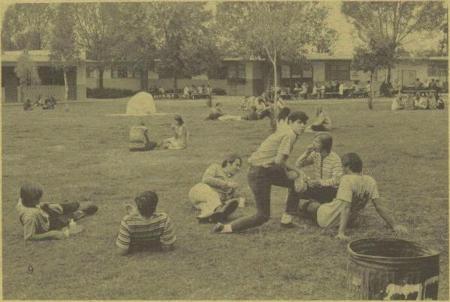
[116,191,176,255]
[297,152,408,241]
[129,122,158,152]
[189,154,243,223]
[161,115,188,150]
[281,133,342,226]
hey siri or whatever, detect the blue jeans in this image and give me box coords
[231,165,297,232]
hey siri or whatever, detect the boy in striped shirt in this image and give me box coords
[116,191,176,255]
[282,133,342,226]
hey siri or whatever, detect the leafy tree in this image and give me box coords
[49,3,80,101]
[113,3,158,91]
[14,51,41,102]
[352,39,394,110]
[216,2,336,113]
[71,3,123,89]
[150,2,220,90]
[1,3,53,50]
[342,1,446,82]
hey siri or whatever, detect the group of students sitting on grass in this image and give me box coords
[18,105,407,256]
[392,92,445,111]
[205,111,408,240]
[23,95,57,111]
[17,182,175,255]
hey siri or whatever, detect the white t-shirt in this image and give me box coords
[316,174,380,228]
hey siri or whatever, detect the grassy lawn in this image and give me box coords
[2,96,448,299]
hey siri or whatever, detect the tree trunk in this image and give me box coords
[272,56,278,132]
[141,65,149,91]
[98,66,104,90]
[368,72,374,110]
[387,66,392,84]
[173,71,178,91]
[63,69,69,101]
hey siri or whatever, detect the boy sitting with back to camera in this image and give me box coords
[116,191,176,255]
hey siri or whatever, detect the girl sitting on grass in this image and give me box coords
[161,115,188,150]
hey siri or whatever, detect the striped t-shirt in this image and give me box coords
[296,151,342,187]
[116,212,176,250]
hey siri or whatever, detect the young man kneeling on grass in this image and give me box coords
[116,191,176,255]
[298,153,408,241]
[17,182,98,241]
[189,154,243,223]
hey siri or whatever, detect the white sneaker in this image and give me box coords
[281,213,294,226]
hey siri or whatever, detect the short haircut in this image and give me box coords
[287,111,308,124]
[134,191,158,218]
[341,153,363,173]
[20,182,43,207]
[174,115,184,125]
[315,133,333,153]
[277,107,291,121]
[222,153,242,168]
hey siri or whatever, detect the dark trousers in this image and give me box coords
[231,165,297,232]
[285,185,337,214]
[41,202,80,230]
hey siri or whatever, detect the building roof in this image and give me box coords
[223,53,448,62]
[1,49,86,63]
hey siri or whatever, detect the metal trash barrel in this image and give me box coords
[347,238,440,300]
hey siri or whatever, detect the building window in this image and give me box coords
[86,66,96,78]
[227,63,246,84]
[111,65,128,78]
[428,62,448,77]
[325,61,350,81]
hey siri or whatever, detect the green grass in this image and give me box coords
[2,96,448,299]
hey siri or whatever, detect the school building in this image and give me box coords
[85,54,448,97]
[1,50,87,103]
[2,50,447,102]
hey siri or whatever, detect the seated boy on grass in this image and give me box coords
[17,182,98,241]
[116,191,176,255]
[298,153,408,241]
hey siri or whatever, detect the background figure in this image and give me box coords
[309,107,332,131]
[161,115,188,150]
[129,122,157,152]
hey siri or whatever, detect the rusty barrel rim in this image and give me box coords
[347,238,440,262]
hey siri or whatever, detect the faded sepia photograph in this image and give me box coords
[1,1,448,300]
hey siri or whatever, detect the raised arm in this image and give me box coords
[295,146,315,168]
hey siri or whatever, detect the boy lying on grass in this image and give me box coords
[297,153,408,241]
[116,191,176,255]
[17,182,98,241]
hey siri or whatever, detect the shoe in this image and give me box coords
[281,213,294,227]
[209,199,239,223]
[211,223,224,233]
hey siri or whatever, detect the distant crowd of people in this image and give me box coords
[23,95,57,111]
